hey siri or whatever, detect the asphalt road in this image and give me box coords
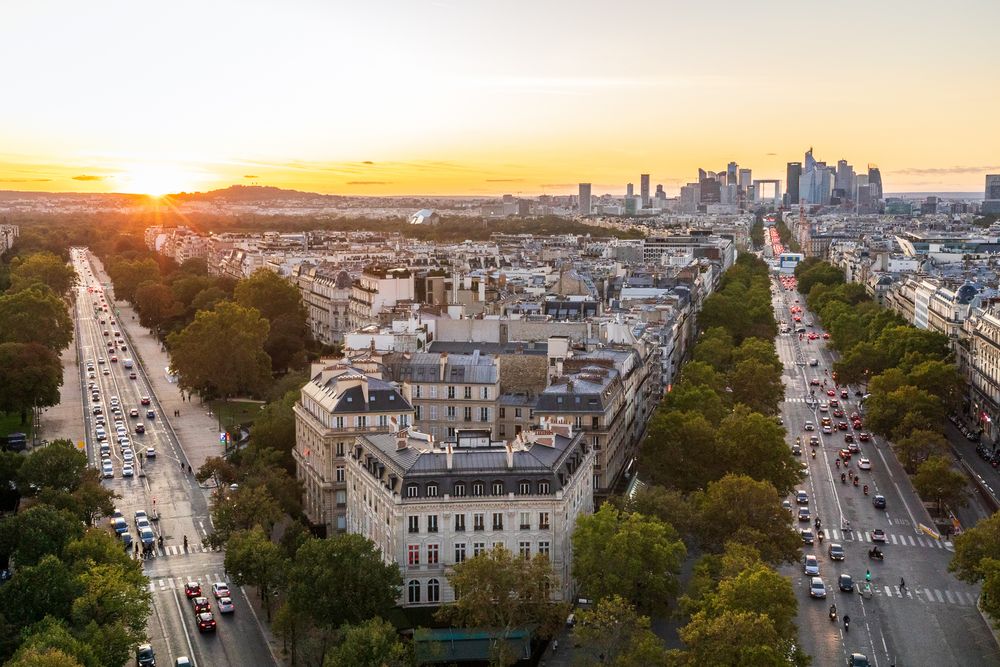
[70,248,277,667]
[772,278,1000,667]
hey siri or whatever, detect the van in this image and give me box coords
[123,358,133,369]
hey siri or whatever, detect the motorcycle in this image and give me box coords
[836,459,841,469]
[829,605,837,622]
[853,477,859,487]
[844,616,850,633]
[863,485,869,495]
[811,449,816,459]
[841,472,847,484]
[868,549,884,561]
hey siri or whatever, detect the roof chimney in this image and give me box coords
[396,429,408,450]
[439,352,448,382]
[446,443,453,470]
[505,442,514,469]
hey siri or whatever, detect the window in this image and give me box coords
[336,442,345,456]
[426,483,439,498]
[480,407,489,422]
[464,406,472,422]
[447,427,456,438]
[500,407,506,418]
[492,512,504,530]
[499,424,506,436]
[335,465,345,482]
[408,516,419,534]
[378,414,389,427]
[448,386,456,399]
[592,416,600,429]
[481,387,490,400]
[447,406,456,420]
[414,405,421,420]
[518,480,531,495]
[473,513,485,531]
[430,385,437,399]
[491,480,504,496]
[408,545,420,566]
[473,542,486,557]
[453,482,466,497]
[539,512,550,530]
[454,513,466,532]
[357,415,367,428]
[406,484,419,498]
[538,481,550,494]
[427,578,440,603]
[519,541,531,559]
[464,386,472,399]
[538,541,550,558]
[519,512,530,530]
[427,515,438,533]
[472,481,485,497]
[427,543,439,565]
[455,543,467,563]
[414,385,421,398]
[515,408,522,418]
[408,580,421,603]
[335,416,344,429]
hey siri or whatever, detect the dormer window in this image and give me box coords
[491,481,504,496]
[538,480,550,494]
[406,484,419,498]
[472,481,485,497]
[454,482,466,497]
[518,480,531,495]
[427,483,439,498]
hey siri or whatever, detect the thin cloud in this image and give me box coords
[895,165,1000,176]
[541,183,575,188]
[766,152,777,156]
[243,174,258,179]
[362,161,374,165]
[72,174,104,181]
[346,181,391,185]
[486,178,524,183]
[0,177,51,182]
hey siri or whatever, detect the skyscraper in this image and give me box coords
[868,165,883,200]
[626,183,634,197]
[786,162,802,204]
[727,162,739,186]
[578,183,592,215]
[640,174,650,208]
[738,168,752,192]
[984,175,1000,214]
[836,160,855,200]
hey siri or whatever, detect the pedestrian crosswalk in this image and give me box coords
[857,583,979,607]
[820,528,953,551]
[147,571,231,593]
[132,542,214,561]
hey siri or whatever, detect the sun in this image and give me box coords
[117,165,199,197]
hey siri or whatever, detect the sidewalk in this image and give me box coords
[39,299,86,450]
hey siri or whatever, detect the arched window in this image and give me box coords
[427,578,440,603]
[453,481,466,497]
[426,482,439,498]
[472,480,485,497]
[491,480,504,496]
[406,484,419,498]
[408,579,421,604]
[518,479,531,495]
[538,480,550,494]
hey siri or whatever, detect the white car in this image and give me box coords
[818,403,828,412]
[822,425,833,434]
[211,582,231,599]
[858,457,871,470]
[102,462,114,478]
[804,421,815,431]
[809,576,827,598]
[122,464,134,477]
[803,554,820,576]
[217,596,234,614]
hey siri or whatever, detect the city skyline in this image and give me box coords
[2,0,999,196]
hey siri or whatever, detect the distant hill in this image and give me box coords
[171,185,343,202]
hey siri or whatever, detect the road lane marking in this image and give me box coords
[945,590,955,604]
[169,587,197,663]
[907,535,916,546]
[935,589,944,603]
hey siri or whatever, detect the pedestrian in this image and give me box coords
[900,577,905,590]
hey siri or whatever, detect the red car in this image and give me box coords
[827,389,836,396]
[838,422,849,430]
[184,582,202,598]
[823,333,831,339]
[840,389,848,398]
[833,409,845,417]
[141,396,151,406]
[192,596,211,613]
[859,432,871,442]
[196,612,217,632]
[829,400,839,408]
[840,448,852,460]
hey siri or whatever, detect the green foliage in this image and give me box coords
[0,343,63,424]
[729,357,783,415]
[323,617,408,667]
[640,410,720,493]
[865,385,944,441]
[913,456,968,514]
[677,609,790,666]
[0,504,84,566]
[0,285,73,352]
[0,556,78,628]
[572,505,686,615]
[206,483,283,548]
[715,407,801,496]
[571,595,669,667]
[235,269,310,372]
[620,485,697,543]
[224,526,288,620]
[19,440,88,494]
[893,429,950,474]
[106,257,161,303]
[166,300,272,399]
[951,510,1000,583]
[9,252,77,296]
[10,618,96,667]
[133,281,182,331]
[248,388,299,471]
[692,327,733,371]
[795,260,843,296]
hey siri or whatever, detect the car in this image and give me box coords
[136,643,156,667]
[821,417,832,427]
[136,517,150,532]
[110,356,118,362]
[175,658,192,667]
[98,357,106,364]
[809,577,827,598]
[804,421,815,431]
[129,371,137,379]
[122,464,134,477]
[135,423,146,434]
[115,331,121,338]
[130,408,139,418]
[838,573,854,592]
[827,389,836,396]
[141,396,151,406]
[146,446,156,458]
[839,448,852,460]
[795,490,809,505]
[848,442,860,453]
[858,457,871,470]
[147,409,155,419]
[93,406,103,415]
[809,435,820,446]
[853,420,863,430]
[211,582,231,599]
[873,494,886,509]
[112,517,128,534]
[822,425,833,434]
[840,388,848,398]
[135,510,148,524]
[809,358,819,367]
[196,611,217,632]
[92,394,101,403]
[800,461,810,476]
[871,529,886,542]
[829,399,839,408]
[192,596,211,613]
[217,596,234,613]
[120,344,127,351]
[838,421,849,430]
[800,529,815,545]
[848,654,870,667]
[88,372,96,379]
[121,531,133,549]
[823,333,831,339]
[102,462,114,478]
[123,450,134,463]
[810,378,821,386]
[833,408,844,417]
[791,444,801,456]
[844,433,854,443]
[859,432,871,442]
[818,402,829,412]
[139,527,155,546]
[798,507,811,522]
[803,554,820,575]
[185,581,202,598]
[103,369,110,375]
[828,543,845,561]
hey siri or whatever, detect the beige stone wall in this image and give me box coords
[499,355,547,394]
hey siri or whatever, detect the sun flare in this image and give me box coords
[117,165,200,197]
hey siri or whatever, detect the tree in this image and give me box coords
[166,300,272,399]
[0,555,78,629]
[692,474,801,565]
[640,410,720,493]
[908,359,966,409]
[0,285,73,351]
[728,358,783,415]
[0,343,63,424]
[106,257,160,303]
[190,286,230,313]
[195,456,239,489]
[235,269,310,372]
[63,529,137,575]
[11,618,96,667]
[893,429,950,473]
[708,563,798,637]
[715,407,800,496]
[866,385,945,440]
[692,328,733,372]
[675,361,726,397]
[438,546,566,667]
[572,505,686,616]
[914,456,968,514]
[621,484,697,543]
[249,388,299,470]
[6,648,83,667]
[796,261,843,296]
[571,595,669,667]
[678,609,790,667]
[225,527,288,620]
[287,536,401,662]
[662,384,728,426]
[834,342,889,387]
[874,325,950,367]
[70,563,151,648]
[324,618,407,667]
[9,252,77,296]
[0,504,84,566]
[133,281,182,332]
[19,440,87,494]
[950,511,1000,616]
[207,483,283,548]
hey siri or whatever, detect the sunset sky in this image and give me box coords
[2,0,999,196]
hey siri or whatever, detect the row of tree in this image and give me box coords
[0,441,146,667]
[797,259,969,514]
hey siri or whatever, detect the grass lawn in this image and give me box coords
[207,399,265,432]
[0,412,32,440]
